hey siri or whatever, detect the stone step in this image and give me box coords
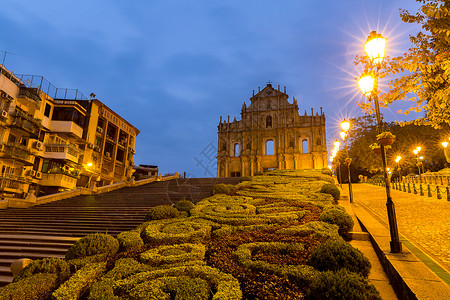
[0,240,74,248]
[0,234,79,242]
[0,245,68,254]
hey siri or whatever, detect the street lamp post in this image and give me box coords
[333,140,343,189]
[395,156,402,181]
[413,147,422,176]
[340,121,353,203]
[357,31,402,253]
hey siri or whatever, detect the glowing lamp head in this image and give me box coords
[416,146,421,152]
[395,156,401,163]
[334,140,340,148]
[329,156,333,162]
[86,162,93,167]
[340,120,351,132]
[340,131,346,140]
[413,149,418,155]
[419,156,424,160]
[357,72,375,97]
[442,141,449,148]
[331,149,337,157]
[364,31,387,65]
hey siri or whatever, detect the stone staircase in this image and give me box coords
[0,177,240,286]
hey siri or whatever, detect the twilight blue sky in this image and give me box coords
[0,0,422,176]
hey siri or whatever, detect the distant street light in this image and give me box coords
[340,120,353,203]
[357,31,401,253]
[395,156,402,178]
[413,147,422,175]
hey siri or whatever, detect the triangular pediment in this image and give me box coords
[252,83,286,98]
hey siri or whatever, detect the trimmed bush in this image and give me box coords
[89,258,152,300]
[145,205,180,221]
[307,269,381,300]
[239,176,253,182]
[129,275,211,300]
[319,184,340,201]
[276,221,339,238]
[319,208,354,236]
[140,243,205,267]
[14,257,70,284]
[211,183,236,195]
[112,265,242,300]
[67,253,108,272]
[117,229,144,251]
[52,262,107,300]
[309,239,371,278]
[0,273,58,300]
[234,242,318,283]
[141,218,212,245]
[173,200,195,214]
[321,168,333,176]
[65,233,119,261]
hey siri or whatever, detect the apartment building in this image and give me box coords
[0,67,139,198]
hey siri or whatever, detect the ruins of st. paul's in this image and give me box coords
[217,83,327,177]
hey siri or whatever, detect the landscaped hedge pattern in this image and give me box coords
[2,169,379,299]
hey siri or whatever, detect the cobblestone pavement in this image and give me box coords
[347,183,450,271]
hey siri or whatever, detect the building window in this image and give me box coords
[44,103,51,118]
[302,139,308,153]
[266,115,272,128]
[234,143,240,157]
[266,140,274,155]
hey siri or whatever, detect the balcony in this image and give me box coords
[49,121,83,140]
[0,143,34,165]
[0,174,31,194]
[43,143,83,163]
[10,111,41,137]
[17,87,42,109]
[39,173,77,189]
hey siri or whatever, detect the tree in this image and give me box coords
[344,115,447,178]
[378,0,450,128]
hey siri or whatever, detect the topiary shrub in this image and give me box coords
[321,168,333,176]
[309,239,371,278]
[0,273,58,300]
[173,200,195,214]
[145,205,180,221]
[52,262,107,300]
[319,208,354,236]
[319,184,340,202]
[140,243,205,267]
[211,183,236,195]
[307,269,381,300]
[65,233,119,261]
[117,229,144,251]
[240,176,253,182]
[276,221,340,239]
[14,257,70,285]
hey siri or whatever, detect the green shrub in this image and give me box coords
[309,239,371,278]
[145,205,180,221]
[276,221,339,238]
[307,269,381,300]
[211,183,236,195]
[117,229,144,251]
[140,243,205,267]
[240,176,253,182]
[14,257,70,284]
[65,233,119,261]
[319,208,354,236]
[112,265,242,300]
[173,200,195,213]
[67,254,108,272]
[0,273,58,300]
[319,184,340,201]
[141,218,212,245]
[52,262,107,300]
[321,168,333,176]
[128,275,211,300]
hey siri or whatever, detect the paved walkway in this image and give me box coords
[346,183,450,280]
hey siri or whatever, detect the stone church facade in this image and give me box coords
[217,83,327,177]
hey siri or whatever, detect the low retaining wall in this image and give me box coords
[0,173,180,209]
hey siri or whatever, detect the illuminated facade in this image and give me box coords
[217,83,327,177]
[0,67,139,198]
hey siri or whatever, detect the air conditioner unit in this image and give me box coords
[105,152,111,157]
[34,141,44,151]
[63,165,70,172]
[1,110,8,118]
[94,146,100,152]
[97,127,103,134]
[30,170,36,177]
[35,172,42,179]
[87,143,94,149]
